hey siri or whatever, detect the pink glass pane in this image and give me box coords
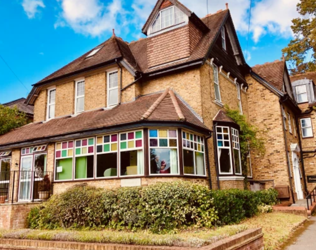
[111,134,118,142]
[194,135,197,141]
[56,151,61,158]
[68,141,74,148]
[82,139,88,146]
[136,140,142,147]
[128,132,134,140]
[62,142,67,149]
[26,148,29,154]
[169,130,177,138]
[88,146,94,153]
[41,146,46,150]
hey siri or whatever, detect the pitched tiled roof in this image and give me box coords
[213,110,235,123]
[291,72,316,85]
[2,98,34,115]
[252,60,285,91]
[34,9,229,86]
[0,90,210,148]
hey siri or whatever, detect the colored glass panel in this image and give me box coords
[128,141,134,148]
[76,148,81,155]
[150,139,158,147]
[104,136,110,143]
[120,142,127,149]
[26,148,29,154]
[159,139,168,147]
[159,130,167,137]
[169,130,177,138]
[82,139,87,146]
[120,134,126,141]
[150,130,157,138]
[76,141,81,147]
[136,140,142,147]
[82,147,87,154]
[128,132,134,140]
[56,151,61,158]
[169,139,177,147]
[56,143,62,150]
[104,144,110,152]
[111,134,117,142]
[111,143,117,151]
[97,145,102,153]
[88,138,94,146]
[62,142,67,149]
[97,137,102,144]
[68,141,73,148]
[136,131,142,139]
[88,146,94,153]
[68,149,73,157]
[62,150,67,157]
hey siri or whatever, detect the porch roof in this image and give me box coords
[0,89,210,149]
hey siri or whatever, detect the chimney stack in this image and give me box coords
[226,3,229,9]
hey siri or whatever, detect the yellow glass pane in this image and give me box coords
[82,147,87,154]
[159,130,167,137]
[97,137,103,144]
[186,133,190,140]
[68,149,73,157]
[128,141,134,148]
[57,143,62,150]
[111,143,117,151]
[198,144,201,151]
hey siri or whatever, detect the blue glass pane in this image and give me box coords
[217,135,223,140]
[150,130,158,138]
[183,132,186,138]
[218,141,223,147]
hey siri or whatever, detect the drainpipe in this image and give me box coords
[213,122,221,189]
[115,59,123,104]
[280,103,295,204]
[205,132,213,190]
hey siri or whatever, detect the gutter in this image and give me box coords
[213,122,221,189]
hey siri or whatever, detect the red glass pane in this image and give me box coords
[82,139,87,146]
[56,151,61,158]
[128,132,134,140]
[68,141,73,148]
[136,140,142,147]
[111,134,118,142]
[88,146,94,153]
[62,142,67,149]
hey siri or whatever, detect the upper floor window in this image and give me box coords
[296,85,308,103]
[282,107,287,130]
[47,88,56,120]
[288,113,292,134]
[213,64,221,103]
[75,79,85,114]
[301,118,313,138]
[237,84,243,114]
[221,27,226,50]
[151,6,186,34]
[107,71,119,107]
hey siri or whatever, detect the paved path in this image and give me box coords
[284,216,316,250]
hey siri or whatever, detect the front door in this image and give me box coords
[292,153,304,200]
[18,156,33,201]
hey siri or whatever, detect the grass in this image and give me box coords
[0,212,307,248]
[241,212,306,250]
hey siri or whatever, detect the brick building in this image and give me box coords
[2,98,34,122]
[0,0,313,220]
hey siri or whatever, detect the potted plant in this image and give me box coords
[38,174,51,200]
[0,194,7,204]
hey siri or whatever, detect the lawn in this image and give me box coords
[0,212,307,248]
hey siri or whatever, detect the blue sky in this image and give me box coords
[0,0,299,104]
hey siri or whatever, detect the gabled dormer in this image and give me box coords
[143,0,209,68]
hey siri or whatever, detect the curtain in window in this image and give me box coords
[195,152,204,175]
[137,150,144,175]
[76,157,87,179]
[170,149,178,174]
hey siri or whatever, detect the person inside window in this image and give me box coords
[151,155,161,174]
[160,160,170,174]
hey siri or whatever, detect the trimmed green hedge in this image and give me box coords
[27,182,278,233]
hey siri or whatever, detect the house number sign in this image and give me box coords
[307,176,316,183]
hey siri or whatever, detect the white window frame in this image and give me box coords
[74,137,95,180]
[295,85,308,103]
[46,87,56,120]
[182,130,206,177]
[213,64,222,103]
[148,128,180,176]
[86,47,102,58]
[221,27,226,50]
[216,126,233,175]
[107,70,119,107]
[232,128,242,175]
[0,157,11,185]
[75,79,85,114]
[237,84,243,114]
[288,113,292,134]
[300,118,313,138]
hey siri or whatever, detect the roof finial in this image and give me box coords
[282,53,285,62]
[225,3,229,9]
[112,29,116,37]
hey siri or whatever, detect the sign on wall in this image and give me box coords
[307,176,316,183]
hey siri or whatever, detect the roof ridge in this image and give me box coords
[2,98,26,106]
[168,89,185,121]
[141,88,170,120]
[252,60,284,68]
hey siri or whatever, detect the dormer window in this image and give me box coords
[296,85,308,103]
[221,27,226,50]
[150,6,186,34]
[86,46,102,58]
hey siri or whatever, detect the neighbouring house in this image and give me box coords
[0,0,314,228]
[2,98,34,123]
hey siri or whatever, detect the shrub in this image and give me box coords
[27,182,278,232]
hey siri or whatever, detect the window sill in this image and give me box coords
[218,176,245,181]
[302,136,314,139]
[214,100,224,107]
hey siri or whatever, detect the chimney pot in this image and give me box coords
[225,3,229,9]
[112,29,115,37]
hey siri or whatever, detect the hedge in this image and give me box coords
[27,181,278,233]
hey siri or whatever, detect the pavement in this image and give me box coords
[284,216,316,250]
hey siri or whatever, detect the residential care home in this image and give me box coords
[0,0,313,228]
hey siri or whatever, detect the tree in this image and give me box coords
[225,106,265,178]
[282,0,316,74]
[0,105,27,135]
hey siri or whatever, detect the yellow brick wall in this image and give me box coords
[55,81,74,117]
[121,68,138,103]
[220,180,244,190]
[85,72,106,110]
[33,90,47,122]
[246,75,290,187]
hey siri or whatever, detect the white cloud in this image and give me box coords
[244,50,251,61]
[22,0,45,18]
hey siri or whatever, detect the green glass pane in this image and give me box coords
[159,139,168,147]
[190,134,193,140]
[75,157,87,179]
[76,148,81,155]
[62,150,67,157]
[136,131,142,139]
[121,142,127,149]
[104,144,110,152]
[88,138,94,146]
[56,158,73,180]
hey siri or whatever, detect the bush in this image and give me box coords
[27,182,278,232]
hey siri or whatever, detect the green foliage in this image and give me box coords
[282,0,316,74]
[27,182,278,233]
[0,105,27,135]
[225,106,265,177]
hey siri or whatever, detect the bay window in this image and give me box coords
[149,129,178,175]
[74,138,94,179]
[301,118,313,138]
[216,126,232,174]
[120,131,144,176]
[182,131,206,176]
[96,134,118,178]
